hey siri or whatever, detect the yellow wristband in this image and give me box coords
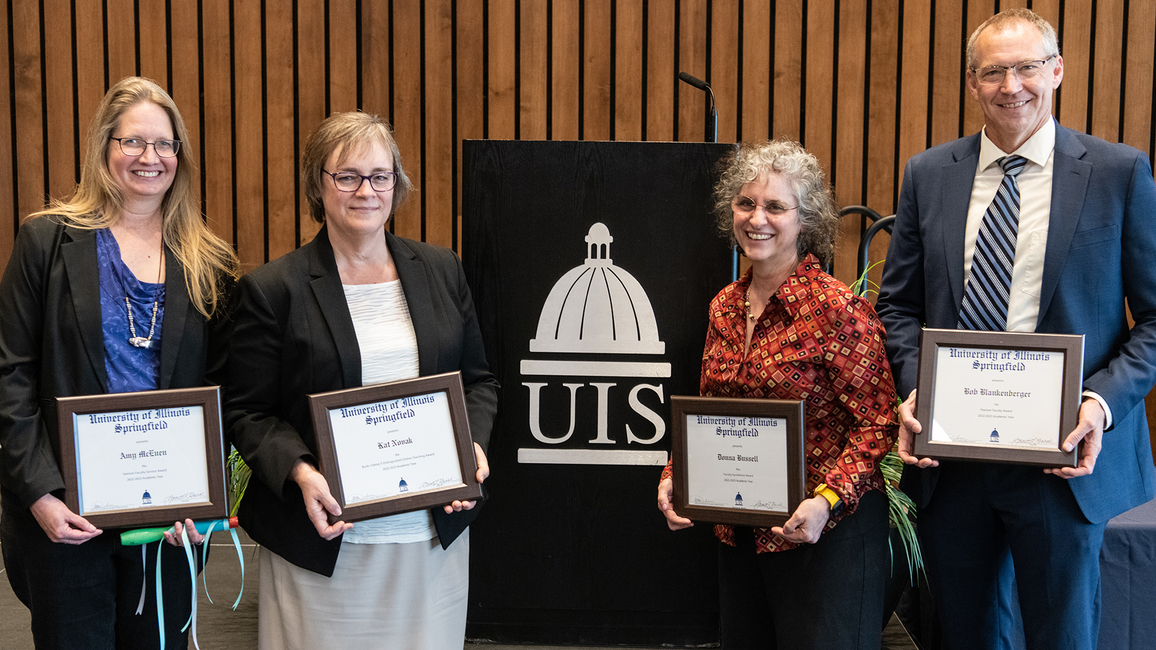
[813,483,842,510]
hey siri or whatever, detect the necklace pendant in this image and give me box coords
[129,337,152,349]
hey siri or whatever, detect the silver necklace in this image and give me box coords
[127,242,163,349]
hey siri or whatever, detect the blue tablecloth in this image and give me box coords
[1098,498,1156,650]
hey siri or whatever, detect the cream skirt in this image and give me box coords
[257,529,469,650]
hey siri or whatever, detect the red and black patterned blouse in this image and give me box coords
[663,254,898,553]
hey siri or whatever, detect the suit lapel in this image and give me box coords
[158,244,189,389]
[1038,126,1090,324]
[940,135,981,314]
[388,232,440,376]
[61,227,109,392]
[308,226,362,388]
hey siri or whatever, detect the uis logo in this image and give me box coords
[519,223,670,466]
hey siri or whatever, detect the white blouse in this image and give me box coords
[339,280,436,545]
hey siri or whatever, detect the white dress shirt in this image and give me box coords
[965,118,1112,426]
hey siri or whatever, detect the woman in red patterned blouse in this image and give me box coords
[657,139,899,649]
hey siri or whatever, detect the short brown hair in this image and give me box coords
[966,8,1059,70]
[300,112,413,223]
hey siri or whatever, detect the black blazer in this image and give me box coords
[225,226,499,576]
[0,216,228,511]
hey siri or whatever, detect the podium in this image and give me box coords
[463,140,735,645]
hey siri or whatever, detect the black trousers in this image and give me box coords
[718,488,890,650]
[1,491,202,650]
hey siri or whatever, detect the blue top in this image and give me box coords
[96,228,165,393]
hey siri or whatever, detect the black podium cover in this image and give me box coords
[463,140,735,645]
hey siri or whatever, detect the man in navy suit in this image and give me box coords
[877,8,1156,649]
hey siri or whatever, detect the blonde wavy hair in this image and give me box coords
[712,139,840,268]
[26,77,238,318]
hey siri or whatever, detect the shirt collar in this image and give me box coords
[732,253,823,319]
[978,116,1055,172]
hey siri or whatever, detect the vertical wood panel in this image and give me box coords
[677,0,708,142]
[43,0,75,200]
[520,0,548,140]
[266,0,297,261]
[930,0,963,146]
[170,0,201,209]
[12,0,44,223]
[864,1,901,294]
[392,0,423,241]
[0,0,12,269]
[832,0,867,284]
[582,0,611,141]
[106,0,137,82]
[961,0,991,136]
[803,0,834,169]
[456,0,485,251]
[645,0,675,141]
[710,0,738,144]
[1058,1,1092,132]
[1122,1,1156,154]
[233,0,265,268]
[897,2,931,172]
[361,2,391,116]
[614,0,643,141]
[328,0,359,113]
[425,0,454,248]
[488,0,517,140]
[138,0,168,87]
[75,0,105,155]
[201,0,234,252]
[740,0,770,143]
[772,0,801,141]
[552,0,580,141]
[1090,0,1124,143]
[297,0,326,246]
[866,0,899,213]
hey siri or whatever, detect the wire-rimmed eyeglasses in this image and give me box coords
[732,195,798,217]
[111,137,181,158]
[972,55,1057,86]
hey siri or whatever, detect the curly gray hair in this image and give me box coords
[712,139,840,268]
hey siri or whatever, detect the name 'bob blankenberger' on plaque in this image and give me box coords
[914,329,1084,466]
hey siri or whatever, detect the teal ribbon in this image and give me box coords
[125,520,245,650]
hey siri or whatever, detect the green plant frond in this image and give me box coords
[850,260,886,296]
[882,447,927,584]
[227,448,252,517]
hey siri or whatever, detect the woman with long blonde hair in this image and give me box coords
[0,76,239,649]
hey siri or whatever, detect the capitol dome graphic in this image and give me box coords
[530,222,665,355]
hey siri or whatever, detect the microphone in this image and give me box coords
[678,71,709,91]
[677,71,718,143]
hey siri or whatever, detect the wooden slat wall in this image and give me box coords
[1,0,1152,280]
[7,0,1146,274]
[5,1,1156,445]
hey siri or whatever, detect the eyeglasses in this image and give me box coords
[972,55,1056,86]
[111,137,181,158]
[732,195,797,217]
[321,169,398,193]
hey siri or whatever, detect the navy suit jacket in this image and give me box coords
[224,225,499,576]
[877,122,1156,524]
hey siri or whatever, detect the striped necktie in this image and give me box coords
[958,154,1028,331]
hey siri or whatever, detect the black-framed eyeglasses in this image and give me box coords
[111,137,181,158]
[972,55,1057,85]
[732,195,798,217]
[321,169,398,193]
